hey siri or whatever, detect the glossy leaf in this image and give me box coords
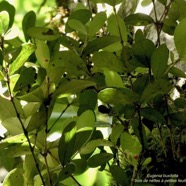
[27,27,60,41]
[151,44,169,79]
[92,51,124,73]
[0,11,9,35]
[110,165,129,186]
[58,121,77,166]
[88,153,113,167]
[125,13,154,26]
[3,168,24,186]
[88,12,107,37]
[108,14,127,42]
[140,79,172,102]
[22,11,36,41]
[9,43,36,75]
[174,18,186,58]
[83,35,120,54]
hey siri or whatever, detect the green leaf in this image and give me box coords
[157,0,167,5]
[3,168,24,186]
[141,0,152,7]
[78,89,97,115]
[83,35,120,54]
[72,159,88,175]
[125,13,154,26]
[77,110,95,130]
[66,9,91,33]
[174,18,186,58]
[151,44,169,79]
[140,79,172,102]
[26,110,47,132]
[23,155,36,186]
[132,39,155,67]
[53,80,96,98]
[108,14,127,42]
[58,163,76,182]
[110,165,129,186]
[22,11,36,41]
[120,132,142,155]
[88,153,113,167]
[169,67,186,78]
[0,96,16,121]
[142,157,152,167]
[98,88,138,105]
[68,19,87,35]
[0,11,9,35]
[0,1,15,29]
[104,70,124,88]
[141,107,166,124]
[9,43,36,75]
[80,139,114,154]
[27,27,60,41]
[169,112,186,126]
[88,12,107,37]
[35,39,50,70]
[92,51,124,73]
[110,124,124,145]
[102,0,124,6]
[174,98,186,109]
[58,121,77,166]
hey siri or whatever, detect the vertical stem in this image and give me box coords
[5,76,46,185]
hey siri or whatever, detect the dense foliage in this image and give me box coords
[0,0,186,185]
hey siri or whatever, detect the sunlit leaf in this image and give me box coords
[3,168,24,186]
[0,11,9,35]
[102,0,124,6]
[108,14,127,42]
[88,12,107,37]
[58,121,77,166]
[104,70,124,88]
[0,1,15,29]
[9,43,36,75]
